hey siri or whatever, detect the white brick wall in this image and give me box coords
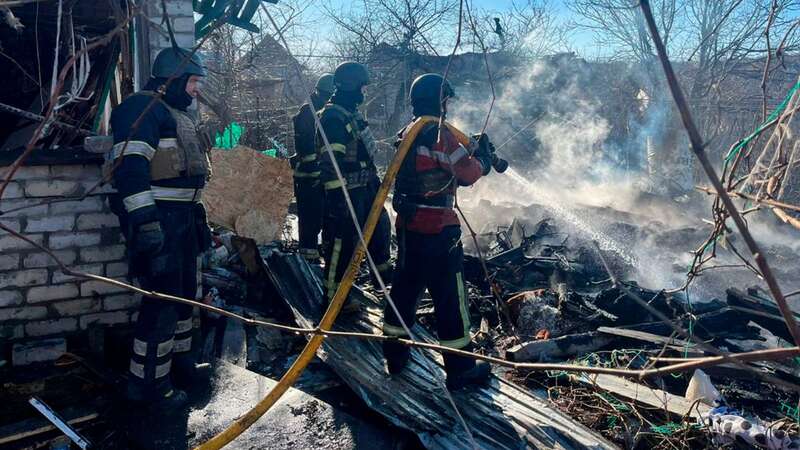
[51,298,102,316]
[51,264,104,284]
[76,213,120,230]
[2,2,195,350]
[49,232,102,250]
[25,318,78,337]
[80,311,131,329]
[0,290,23,307]
[80,245,126,263]
[26,216,76,233]
[0,254,19,271]
[148,0,195,59]
[23,250,78,268]
[0,163,134,345]
[27,284,80,303]
[80,279,129,297]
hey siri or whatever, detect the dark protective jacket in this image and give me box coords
[316,94,378,192]
[393,118,484,234]
[291,103,320,179]
[107,80,210,231]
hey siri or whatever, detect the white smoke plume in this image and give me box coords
[446,55,800,300]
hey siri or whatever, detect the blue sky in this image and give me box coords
[288,0,599,60]
[273,0,800,62]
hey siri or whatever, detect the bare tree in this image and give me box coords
[197,1,313,149]
[570,0,680,63]
[324,0,458,62]
[465,0,568,58]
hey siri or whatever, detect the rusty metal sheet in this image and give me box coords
[261,248,620,450]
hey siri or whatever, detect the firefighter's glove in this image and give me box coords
[471,133,493,176]
[134,221,165,257]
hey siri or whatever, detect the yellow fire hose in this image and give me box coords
[196,116,470,449]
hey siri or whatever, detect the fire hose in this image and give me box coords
[196,116,480,449]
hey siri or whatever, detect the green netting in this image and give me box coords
[651,422,701,435]
[597,393,631,412]
[215,122,244,149]
[724,79,800,164]
[780,402,800,421]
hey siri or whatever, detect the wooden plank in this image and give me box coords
[727,288,800,342]
[597,326,695,349]
[0,408,98,446]
[572,373,711,419]
[505,332,615,362]
[263,248,619,450]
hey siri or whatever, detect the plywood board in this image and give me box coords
[204,146,293,243]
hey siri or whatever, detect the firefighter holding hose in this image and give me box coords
[382,73,506,390]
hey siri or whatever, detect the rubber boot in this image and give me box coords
[152,388,189,410]
[445,360,491,391]
[383,341,410,375]
[125,383,189,412]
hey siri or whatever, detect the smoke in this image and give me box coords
[446,54,800,299]
[450,54,656,212]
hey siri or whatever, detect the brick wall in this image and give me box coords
[147,0,195,62]
[0,163,139,353]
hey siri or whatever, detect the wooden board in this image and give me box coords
[727,288,800,343]
[262,247,619,450]
[0,407,97,446]
[505,332,615,362]
[597,327,695,349]
[203,146,292,243]
[572,373,711,419]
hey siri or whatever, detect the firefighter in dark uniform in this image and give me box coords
[317,62,392,303]
[382,73,494,390]
[107,47,212,408]
[291,74,334,262]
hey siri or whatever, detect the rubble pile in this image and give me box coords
[456,212,800,449]
[193,200,800,449]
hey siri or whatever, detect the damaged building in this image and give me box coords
[2,1,800,450]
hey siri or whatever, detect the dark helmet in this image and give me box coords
[410,73,454,107]
[152,47,206,78]
[333,62,370,91]
[315,73,335,96]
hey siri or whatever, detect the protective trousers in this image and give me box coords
[294,177,324,260]
[127,203,201,401]
[322,184,392,300]
[382,225,476,375]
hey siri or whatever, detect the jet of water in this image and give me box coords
[503,167,638,267]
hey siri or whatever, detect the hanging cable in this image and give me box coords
[197,4,478,449]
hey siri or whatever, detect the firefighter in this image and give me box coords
[317,61,392,304]
[291,74,334,263]
[382,73,494,390]
[107,47,213,409]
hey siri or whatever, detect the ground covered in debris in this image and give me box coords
[451,191,800,449]
[6,196,798,449]
[194,188,800,450]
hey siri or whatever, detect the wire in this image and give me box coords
[49,0,63,100]
[262,4,478,448]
